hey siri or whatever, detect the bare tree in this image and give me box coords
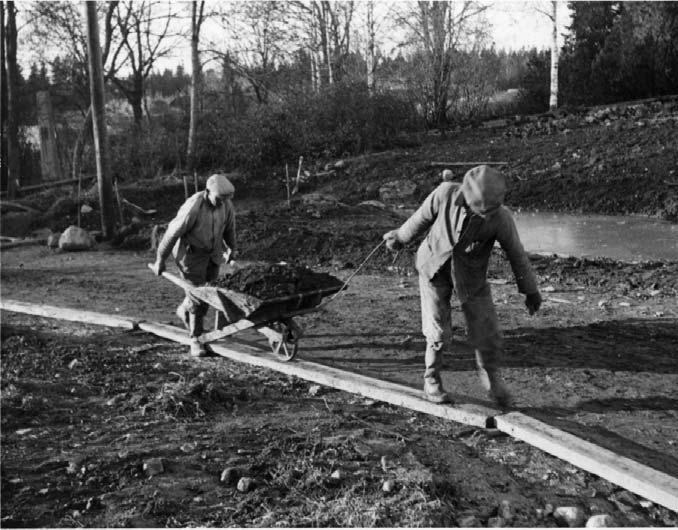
[186,0,205,172]
[84,1,115,239]
[111,1,176,126]
[395,1,488,128]
[3,1,19,198]
[366,0,376,93]
[214,1,297,104]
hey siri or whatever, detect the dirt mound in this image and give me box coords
[212,263,343,299]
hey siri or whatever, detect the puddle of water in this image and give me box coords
[513,211,678,261]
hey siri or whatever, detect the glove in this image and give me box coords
[525,291,542,315]
[151,259,165,276]
[383,230,404,251]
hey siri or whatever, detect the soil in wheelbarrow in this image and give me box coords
[212,263,343,300]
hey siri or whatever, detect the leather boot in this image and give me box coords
[190,338,208,357]
[423,341,451,404]
[478,367,512,408]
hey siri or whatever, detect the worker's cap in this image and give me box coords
[206,174,235,197]
[460,165,506,217]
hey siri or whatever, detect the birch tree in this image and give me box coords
[186,0,205,172]
[3,1,19,198]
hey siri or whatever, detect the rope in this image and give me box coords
[318,239,386,309]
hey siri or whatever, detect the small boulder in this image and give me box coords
[553,506,585,527]
[142,457,164,477]
[585,514,617,528]
[59,226,94,251]
[382,479,395,493]
[220,467,241,485]
[457,515,479,527]
[80,204,94,214]
[236,476,254,492]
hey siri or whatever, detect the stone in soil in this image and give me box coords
[211,263,342,300]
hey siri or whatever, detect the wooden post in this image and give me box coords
[183,173,189,199]
[285,163,291,207]
[293,156,303,195]
[77,172,82,228]
[84,1,115,239]
[193,170,199,193]
[114,179,124,226]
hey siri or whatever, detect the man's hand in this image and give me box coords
[150,259,165,276]
[383,230,404,251]
[525,291,542,315]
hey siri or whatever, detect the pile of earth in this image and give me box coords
[212,263,343,299]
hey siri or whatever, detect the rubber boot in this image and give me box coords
[476,354,512,408]
[423,341,451,404]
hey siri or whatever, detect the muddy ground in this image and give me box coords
[2,106,678,527]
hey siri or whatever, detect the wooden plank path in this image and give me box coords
[2,299,678,513]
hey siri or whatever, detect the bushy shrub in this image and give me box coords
[193,82,420,172]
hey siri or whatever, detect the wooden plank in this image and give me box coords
[495,412,678,512]
[16,175,94,194]
[0,299,138,330]
[138,320,496,428]
[0,238,47,250]
[429,161,508,167]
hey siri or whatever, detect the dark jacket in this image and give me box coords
[396,182,537,302]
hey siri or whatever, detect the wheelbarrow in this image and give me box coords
[150,265,343,361]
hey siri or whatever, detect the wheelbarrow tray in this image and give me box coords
[153,266,342,322]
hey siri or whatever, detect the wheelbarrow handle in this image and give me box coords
[147,263,193,292]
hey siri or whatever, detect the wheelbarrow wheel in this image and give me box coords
[268,320,300,362]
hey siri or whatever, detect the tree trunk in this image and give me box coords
[1,3,8,194]
[366,1,375,94]
[186,1,203,173]
[85,1,115,239]
[549,0,559,110]
[5,1,20,198]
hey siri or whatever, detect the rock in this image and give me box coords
[488,516,505,527]
[553,506,586,527]
[59,226,94,251]
[236,476,254,492]
[308,384,322,396]
[498,499,512,521]
[68,359,79,369]
[142,457,164,477]
[610,490,637,506]
[585,514,617,527]
[457,515,479,527]
[379,180,417,203]
[220,467,241,485]
[47,233,61,248]
[330,470,342,480]
[333,159,346,169]
[80,204,93,214]
[382,479,395,493]
[380,455,389,472]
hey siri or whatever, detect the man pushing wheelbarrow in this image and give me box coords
[150,173,236,357]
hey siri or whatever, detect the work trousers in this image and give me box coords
[418,259,502,384]
[176,250,220,337]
